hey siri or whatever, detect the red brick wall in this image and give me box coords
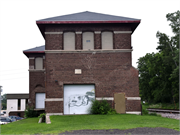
[29,59,34,67]
[45,24,131,50]
[75,34,82,49]
[45,52,139,113]
[29,71,45,107]
[114,33,131,49]
[126,100,141,111]
[28,23,140,114]
[94,34,101,49]
[45,101,63,113]
[45,34,63,50]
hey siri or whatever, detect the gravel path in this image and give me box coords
[157,113,180,120]
[59,127,179,135]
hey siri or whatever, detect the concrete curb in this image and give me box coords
[46,115,51,124]
[38,117,42,123]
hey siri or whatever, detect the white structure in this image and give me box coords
[6,94,29,116]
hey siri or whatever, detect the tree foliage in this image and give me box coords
[1,94,7,110]
[137,10,179,104]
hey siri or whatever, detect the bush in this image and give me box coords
[24,106,38,118]
[142,106,148,115]
[90,99,116,115]
[107,108,117,115]
[38,113,46,122]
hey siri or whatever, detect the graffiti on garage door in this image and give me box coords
[68,91,95,107]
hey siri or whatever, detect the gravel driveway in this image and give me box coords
[59,127,179,135]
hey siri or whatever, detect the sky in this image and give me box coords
[0,0,179,94]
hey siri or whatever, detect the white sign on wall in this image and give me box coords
[64,85,95,115]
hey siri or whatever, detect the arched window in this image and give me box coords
[64,32,75,50]
[102,32,113,49]
[35,57,43,69]
[83,32,94,50]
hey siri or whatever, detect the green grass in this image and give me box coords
[141,102,179,116]
[142,102,179,112]
[1,114,179,134]
[147,102,179,109]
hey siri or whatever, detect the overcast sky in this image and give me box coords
[0,0,179,94]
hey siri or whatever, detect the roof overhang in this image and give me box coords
[6,94,29,99]
[23,51,45,57]
[36,20,140,24]
[36,20,141,39]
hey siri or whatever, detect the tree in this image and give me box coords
[137,10,179,104]
[1,94,7,110]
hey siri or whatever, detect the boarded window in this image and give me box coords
[83,32,94,50]
[35,57,43,69]
[35,93,45,109]
[64,32,75,50]
[102,32,113,49]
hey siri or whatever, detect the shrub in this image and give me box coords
[24,106,38,118]
[142,107,148,115]
[38,113,46,122]
[107,108,117,115]
[90,99,116,115]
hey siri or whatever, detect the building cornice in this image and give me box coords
[114,31,132,34]
[45,32,63,34]
[94,31,101,34]
[28,69,45,72]
[45,49,133,53]
[75,32,82,34]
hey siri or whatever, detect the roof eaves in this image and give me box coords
[36,20,141,24]
[23,51,45,54]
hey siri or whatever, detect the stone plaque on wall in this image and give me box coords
[75,69,82,74]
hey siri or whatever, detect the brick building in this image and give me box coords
[23,11,141,115]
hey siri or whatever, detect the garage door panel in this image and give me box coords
[64,85,95,115]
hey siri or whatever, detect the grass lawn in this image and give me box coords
[142,102,179,110]
[1,114,179,134]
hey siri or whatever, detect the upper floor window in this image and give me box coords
[64,32,75,50]
[83,32,94,50]
[102,31,113,49]
[35,57,43,69]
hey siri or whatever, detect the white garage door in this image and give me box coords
[36,93,45,109]
[64,85,95,115]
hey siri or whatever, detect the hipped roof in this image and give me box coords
[36,11,141,38]
[36,11,140,23]
[23,45,45,57]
